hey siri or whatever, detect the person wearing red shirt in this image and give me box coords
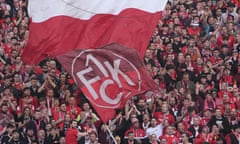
[51,98,60,117]
[219,68,234,90]
[194,57,203,75]
[209,49,223,66]
[66,96,81,120]
[159,125,178,144]
[187,16,201,36]
[66,120,87,144]
[124,118,147,141]
[217,26,235,49]
[17,88,38,116]
[153,103,175,126]
[53,103,67,129]
[19,87,38,108]
[195,125,210,144]
[12,73,25,90]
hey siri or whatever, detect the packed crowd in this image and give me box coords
[0,0,240,144]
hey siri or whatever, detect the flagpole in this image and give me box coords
[105,125,118,144]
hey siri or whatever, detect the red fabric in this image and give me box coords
[56,43,161,123]
[22,9,163,65]
[65,128,78,144]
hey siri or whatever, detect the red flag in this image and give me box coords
[56,43,160,123]
[22,0,168,64]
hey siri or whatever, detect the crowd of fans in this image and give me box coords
[0,0,240,144]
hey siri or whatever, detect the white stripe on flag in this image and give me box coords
[28,0,168,22]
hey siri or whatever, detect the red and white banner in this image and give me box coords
[56,43,160,123]
[22,0,168,64]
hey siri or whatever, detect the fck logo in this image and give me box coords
[71,49,141,108]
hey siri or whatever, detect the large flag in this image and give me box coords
[22,0,168,64]
[56,43,160,123]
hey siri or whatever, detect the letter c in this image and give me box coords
[100,79,122,105]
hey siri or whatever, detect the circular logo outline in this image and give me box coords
[71,49,142,108]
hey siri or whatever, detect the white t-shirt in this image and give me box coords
[146,124,163,138]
